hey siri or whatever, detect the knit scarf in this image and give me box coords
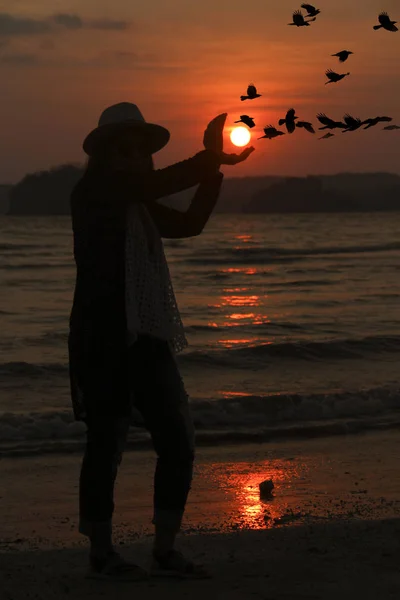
[125,203,188,353]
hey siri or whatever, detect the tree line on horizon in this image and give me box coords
[5,163,400,215]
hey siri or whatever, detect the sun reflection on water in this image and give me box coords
[218,391,251,397]
[212,295,260,308]
[218,338,256,348]
[219,267,259,276]
[234,235,253,242]
[205,265,282,343]
[228,313,257,320]
[199,460,305,530]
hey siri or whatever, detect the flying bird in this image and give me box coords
[316,113,346,130]
[258,126,285,140]
[331,50,353,63]
[240,84,261,101]
[296,121,315,134]
[342,114,363,132]
[373,12,398,32]
[383,124,400,130]
[279,108,298,133]
[301,3,320,17]
[325,69,350,84]
[288,10,311,26]
[362,116,393,129]
[234,115,256,128]
[319,133,335,139]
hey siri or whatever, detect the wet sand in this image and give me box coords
[1,430,400,598]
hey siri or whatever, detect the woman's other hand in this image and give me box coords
[204,114,255,166]
[203,113,227,155]
[220,147,255,165]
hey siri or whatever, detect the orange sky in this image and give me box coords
[0,0,399,182]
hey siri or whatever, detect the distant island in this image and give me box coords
[3,163,400,215]
[6,164,82,216]
[244,174,400,213]
[0,184,12,214]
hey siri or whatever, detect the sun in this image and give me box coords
[230,126,251,147]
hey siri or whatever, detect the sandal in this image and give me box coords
[151,549,212,579]
[86,550,149,581]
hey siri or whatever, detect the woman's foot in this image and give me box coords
[151,549,211,579]
[86,550,149,581]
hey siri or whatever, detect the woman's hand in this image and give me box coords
[203,113,255,165]
[203,113,227,155]
[220,147,255,165]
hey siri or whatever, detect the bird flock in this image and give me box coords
[233,6,399,142]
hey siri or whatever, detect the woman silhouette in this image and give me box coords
[68,103,254,580]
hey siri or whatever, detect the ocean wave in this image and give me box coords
[1,263,71,270]
[202,278,335,287]
[269,279,334,287]
[185,321,308,334]
[179,335,400,367]
[10,322,307,351]
[186,242,400,266]
[1,386,399,457]
[0,361,68,379]
[0,243,54,251]
[1,334,400,380]
[25,330,68,346]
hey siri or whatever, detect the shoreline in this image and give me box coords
[1,429,400,598]
[1,519,400,599]
[1,429,400,547]
[2,411,400,460]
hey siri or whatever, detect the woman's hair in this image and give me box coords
[85,131,154,173]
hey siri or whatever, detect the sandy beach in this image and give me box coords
[1,429,400,599]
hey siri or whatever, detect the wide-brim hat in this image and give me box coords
[83,102,170,156]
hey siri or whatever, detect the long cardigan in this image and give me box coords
[68,150,223,422]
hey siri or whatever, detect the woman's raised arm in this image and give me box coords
[147,172,224,238]
[100,149,220,205]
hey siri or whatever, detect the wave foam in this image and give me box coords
[1,335,400,380]
[1,386,399,457]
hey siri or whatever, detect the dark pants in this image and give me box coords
[79,335,195,537]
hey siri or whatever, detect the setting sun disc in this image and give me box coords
[230,126,251,147]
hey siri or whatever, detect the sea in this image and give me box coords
[1,212,400,457]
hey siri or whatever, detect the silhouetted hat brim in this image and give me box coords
[83,120,170,156]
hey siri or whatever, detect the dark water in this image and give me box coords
[1,212,400,456]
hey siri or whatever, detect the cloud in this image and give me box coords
[0,50,188,71]
[0,52,38,64]
[52,14,83,30]
[39,39,55,51]
[0,12,130,37]
[88,19,129,31]
[0,13,51,36]
[52,14,129,31]
[114,51,138,59]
